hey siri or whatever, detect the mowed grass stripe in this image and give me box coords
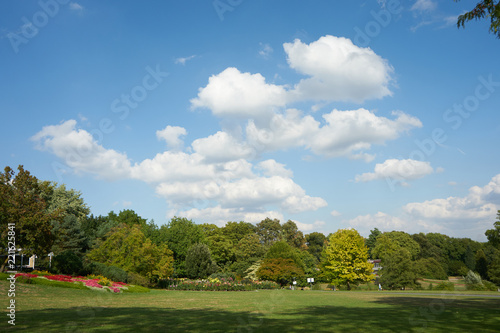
[1,281,499,332]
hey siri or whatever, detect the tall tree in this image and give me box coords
[281,220,306,249]
[165,217,205,276]
[485,211,500,248]
[185,243,217,279]
[0,166,62,263]
[305,232,327,262]
[256,218,282,247]
[380,248,418,290]
[320,228,374,290]
[87,224,174,280]
[365,228,381,259]
[372,231,420,262]
[454,0,500,38]
[222,221,256,244]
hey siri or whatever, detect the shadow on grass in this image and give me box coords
[4,297,500,332]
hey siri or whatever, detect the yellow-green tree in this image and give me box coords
[87,224,174,280]
[320,228,374,290]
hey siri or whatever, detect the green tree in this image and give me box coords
[41,182,90,221]
[414,257,448,280]
[305,232,326,262]
[87,224,174,280]
[206,232,236,268]
[222,221,256,245]
[235,234,266,262]
[185,243,217,279]
[265,240,305,270]
[365,228,381,259]
[454,0,500,38]
[51,214,88,255]
[380,248,418,290]
[320,228,374,290]
[372,231,420,262]
[281,220,306,249]
[475,249,489,279]
[165,217,205,276]
[256,218,282,247]
[0,166,62,264]
[485,211,500,248]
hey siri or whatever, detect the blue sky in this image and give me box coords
[2,0,499,241]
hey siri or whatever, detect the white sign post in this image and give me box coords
[307,277,314,290]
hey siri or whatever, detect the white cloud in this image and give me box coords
[178,205,284,226]
[175,55,196,65]
[257,159,293,178]
[156,125,187,150]
[294,220,326,232]
[355,159,435,183]
[246,108,421,160]
[308,109,422,159]
[31,120,132,180]
[348,211,406,231]
[330,210,341,217]
[190,67,287,121]
[404,174,500,220]
[284,35,394,103]
[191,131,254,162]
[411,0,437,12]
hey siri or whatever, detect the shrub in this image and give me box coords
[53,250,83,275]
[127,272,150,287]
[434,282,454,291]
[90,262,129,283]
[483,280,498,291]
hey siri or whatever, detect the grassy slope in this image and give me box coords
[1,281,499,332]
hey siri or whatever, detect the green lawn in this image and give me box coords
[1,281,499,332]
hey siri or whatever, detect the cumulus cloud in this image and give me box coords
[294,220,326,232]
[246,108,421,160]
[257,159,293,178]
[355,159,435,183]
[156,125,187,150]
[178,205,284,226]
[284,35,394,103]
[31,120,132,180]
[191,131,254,162]
[32,119,328,220]
[404,174,500,220]
[309,110,421,159]
[346,174,500,239]
[190,67,288,121]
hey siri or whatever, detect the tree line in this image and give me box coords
[1,165,499,289]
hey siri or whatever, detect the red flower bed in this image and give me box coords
[15,273,38,279]
[45,275,74,282]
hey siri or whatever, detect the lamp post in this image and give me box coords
[48,252,54,269]
[17,248,23,272]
